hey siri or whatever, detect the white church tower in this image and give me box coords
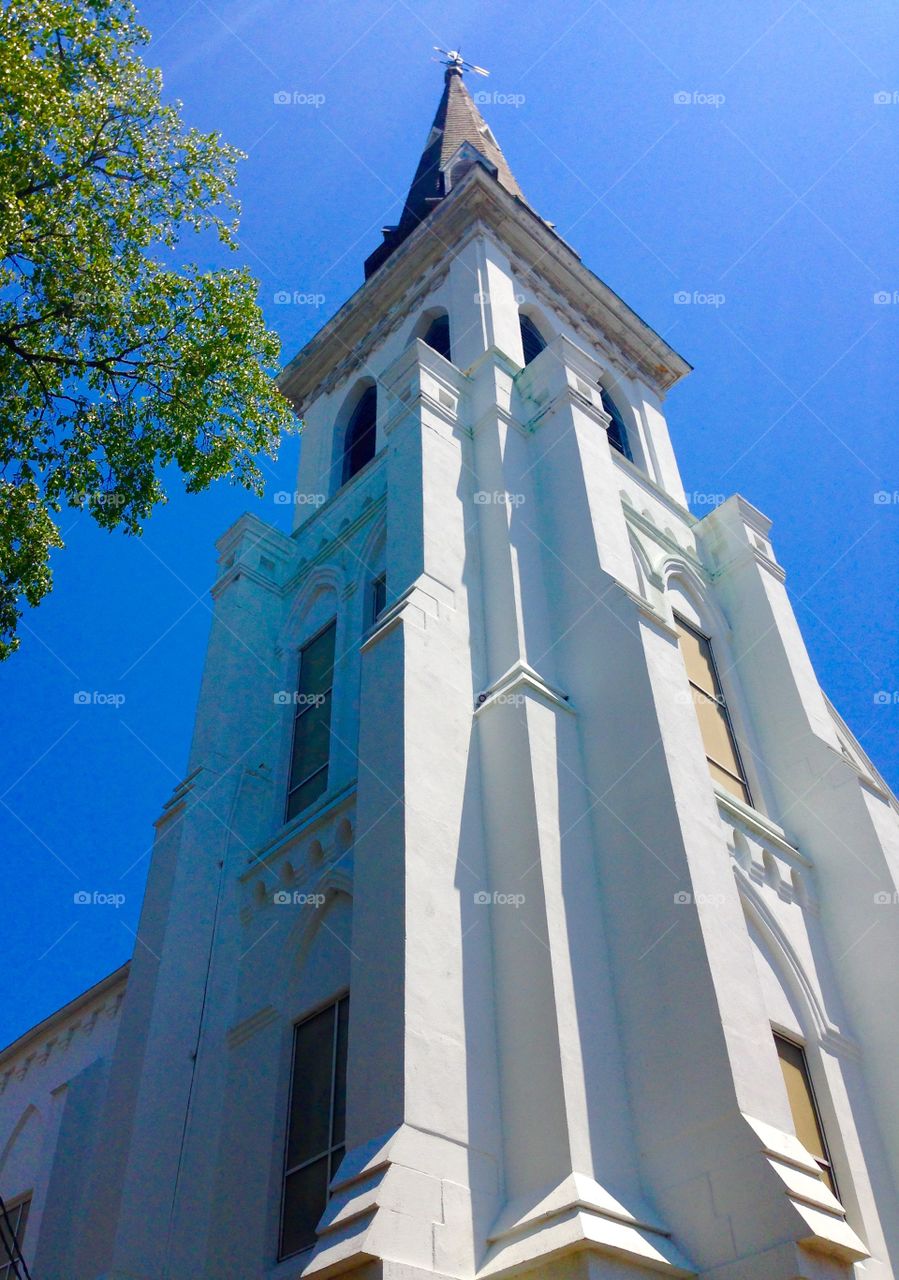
[3,54,899,1280]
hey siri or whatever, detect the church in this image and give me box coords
[2,52,898,1280]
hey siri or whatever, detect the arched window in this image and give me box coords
[600,387,633,462]
[421,312,451,361]
[341,385,377,485]
[519,313,547,365]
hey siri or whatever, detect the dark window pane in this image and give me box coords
[371,574,386,625]
[298,624,335,697]
[287,1006,335,1169]
[287,623,335,820]
[422,313,451,361]
[342,385,377,483]
[519,313,546,365]
[287,767,328,821]
[290,692,332,790]
[600,388,633,461]
[332,995,349,1146]
[281,1156,329,1256]
[0,1197,29,1280]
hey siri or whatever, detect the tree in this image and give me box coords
[0,0,295,657]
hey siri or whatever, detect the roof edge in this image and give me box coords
[0,962,130,1066]
[279,166,691,411]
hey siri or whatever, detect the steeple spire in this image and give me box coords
[364,56,526,278]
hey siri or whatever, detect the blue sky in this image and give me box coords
[2,0,898,1046]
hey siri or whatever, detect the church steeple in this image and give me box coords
[364,55,526,277]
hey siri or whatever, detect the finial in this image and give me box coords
[432,47,490,78]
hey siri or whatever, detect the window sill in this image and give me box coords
[713,785,810,865]
[267,1246,315,1280]
[290,450,387,540]
[249,781,358,869]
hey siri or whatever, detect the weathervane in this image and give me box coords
[432,47,490,77]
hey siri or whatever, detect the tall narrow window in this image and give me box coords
[599,387,634,462]
[674,614,751,805]
[341,386,377,485]
[519,313,546,365]
[0,1195,31,1280]
[370,572,387,625]
[774,1033,838,1198]
[421,313,451,362]
[286,621,336,821]
[280,995,349,1258]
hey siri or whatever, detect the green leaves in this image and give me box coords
[0,0,295,657]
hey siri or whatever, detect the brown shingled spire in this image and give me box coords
[364,59,526,278]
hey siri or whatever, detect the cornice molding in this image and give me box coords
[279,167,690,411]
